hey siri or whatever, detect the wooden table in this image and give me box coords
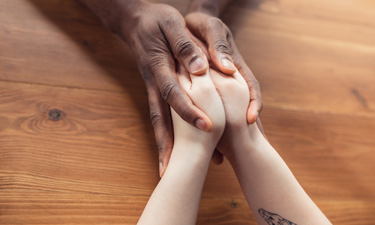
[1,0,374,224]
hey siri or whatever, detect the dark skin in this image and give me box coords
[78,0,262,176]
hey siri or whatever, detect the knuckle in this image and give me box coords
[140,54,165,71]
[160,82,178,102]
[214,39,231,55]
[150,110,162,128]
[193,82,216,98]
[208,17,224,30]
[140,71,151,82]
[162,10,182,27]
[174,38,194,59]
[156,142,164,154]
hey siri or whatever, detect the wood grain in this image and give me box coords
[0,0,374,224]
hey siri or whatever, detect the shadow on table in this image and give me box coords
[26,0,158,167]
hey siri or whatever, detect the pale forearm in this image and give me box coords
[229,127,331,225]
[138,145,211,225]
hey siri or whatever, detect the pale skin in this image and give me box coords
[138,64,226,225]
[138,66,332,225]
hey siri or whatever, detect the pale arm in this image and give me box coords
[138,68,225,225]
[228,127,331,225]
[137,141,212,225]
[209,69,331,225]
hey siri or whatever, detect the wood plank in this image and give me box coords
[1,191,374,225]
[1,0,374,117]
[0,81,374,224]
[1,0,375,224]
[0,0,140,91]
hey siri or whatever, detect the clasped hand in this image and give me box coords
[170,58,261,170]
[117,1,262,175]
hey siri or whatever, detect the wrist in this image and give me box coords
[172,141,214,163]
[225,124,268,163]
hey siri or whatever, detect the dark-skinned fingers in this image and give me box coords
[186,28,211,61]
[230,42,263,124]
[247,74,262,124]
[206,19,236,75]
[146,84,173,177]
[153,62,212,132]
[212,149,224,165]
[160,13,208,75]
[186,14,236,75]
[248,98,263,124]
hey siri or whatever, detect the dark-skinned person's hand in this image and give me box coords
[79,0,215,176]
[79,0,262,177]
[186,0,263,123]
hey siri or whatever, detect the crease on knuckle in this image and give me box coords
[150,110,162,128]
[174,38,194,59]
[140,71,151,82]
[214,39,231,56]
[160,82,178,102]
[141,54,165,72]
[156,142,164,155]
[163,12,181,27]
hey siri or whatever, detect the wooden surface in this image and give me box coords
[0,0,374,224]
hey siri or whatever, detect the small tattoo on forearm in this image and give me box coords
[258,208,297,225]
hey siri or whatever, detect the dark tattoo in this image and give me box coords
[258,208,297,225]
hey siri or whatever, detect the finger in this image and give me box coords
[160,14,208,75]
[190,68,215,89]
[248,99,263,124]
[230,41,263,124]
[145,84,173,177]
[209,68,230,86]
[187,17,236,75]
[186,28,211,61]
[232,70,247,86]
[153,56,212,132]
[211,149,224,165]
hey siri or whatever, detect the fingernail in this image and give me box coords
[221,58,235,70]
[195,119,209,131]
[190,57,207,74]
[159,161,164,177]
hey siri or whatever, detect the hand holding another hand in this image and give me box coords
[79,0,263,176]
[171,64,226,162]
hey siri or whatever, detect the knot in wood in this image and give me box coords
[48,109,63,121]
